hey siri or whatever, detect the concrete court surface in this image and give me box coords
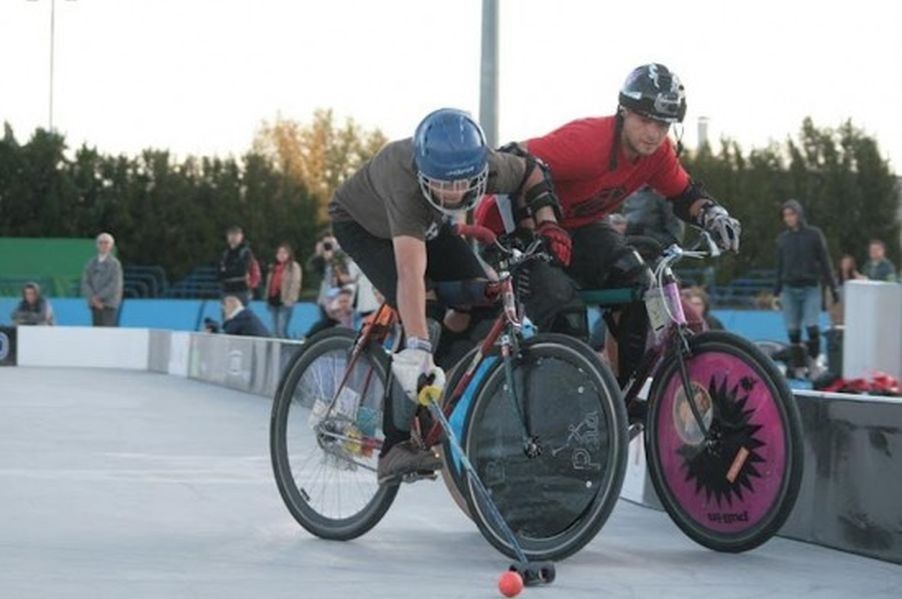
[1,367,900,598]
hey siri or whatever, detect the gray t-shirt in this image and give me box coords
[330,138,527,240]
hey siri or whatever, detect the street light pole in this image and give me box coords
[48,0,56,131]
[29,0,72,132]
[479,0,498,148]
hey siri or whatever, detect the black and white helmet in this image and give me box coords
[618,63,687,124]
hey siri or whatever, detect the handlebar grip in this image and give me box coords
[451,223,498,245]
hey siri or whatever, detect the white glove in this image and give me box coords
[391,348,446,404]
[698,203,742,252]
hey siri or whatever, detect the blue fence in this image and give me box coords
[1,296,830,344]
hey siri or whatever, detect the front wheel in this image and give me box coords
[645,331,803,552]
[462,334,627,561]
[270,328,399,540]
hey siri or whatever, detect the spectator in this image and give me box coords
[829,254,865,325]
[221,295,270,337]
[81,232,123,327]
[10,282,54,326]
[623,185,685,248]
[218,226,257,305]
[305,286,355,338]
[306,234,354,326]
[265,243,303,338]
[774,199,838,361]
[684,286,724,330]
[862,239,897,282]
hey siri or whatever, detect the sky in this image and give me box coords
[1,0,900,171]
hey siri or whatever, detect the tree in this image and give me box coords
[0,122,321,286]
[682,118,899,282]
[253,109,387,222]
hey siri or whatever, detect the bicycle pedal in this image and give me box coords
[628,422,644,441]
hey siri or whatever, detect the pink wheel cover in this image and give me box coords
[654,350,788,533]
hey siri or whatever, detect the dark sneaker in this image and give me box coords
[377,441,442,484]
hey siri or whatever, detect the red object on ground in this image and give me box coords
[498,570,524,597]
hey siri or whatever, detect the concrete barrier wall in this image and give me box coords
[12,326,302,397]
[781,390,902,563]
[17,326,150,370]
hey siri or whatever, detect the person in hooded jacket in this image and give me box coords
[11,282,54,326]
[774,199,838,361]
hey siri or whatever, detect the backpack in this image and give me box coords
[246,251,262,289]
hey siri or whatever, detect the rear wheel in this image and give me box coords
[463,334,627,561]
[270,328,399,540]
[645,331,803,552]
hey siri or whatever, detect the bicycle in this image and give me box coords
[269,224,627,570]
[577,231,805,552]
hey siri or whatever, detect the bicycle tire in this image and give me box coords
[645,330,803,552]
[270,327,399,540]
[462,333,627,561]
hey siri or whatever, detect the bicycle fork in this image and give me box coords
[674,332,711,440]
[499,334,543,459]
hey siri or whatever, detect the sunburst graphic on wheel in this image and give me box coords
[677,375,766,507]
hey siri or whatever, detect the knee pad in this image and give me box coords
[806,326,821,359]
[607,248,653,290]
[519,262,587,338]
[432,280,492,308]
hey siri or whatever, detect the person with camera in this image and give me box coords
[304,234,354,338]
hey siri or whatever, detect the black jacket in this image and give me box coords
[623,186,685,248]
[219,242,252,293]
[775,200,837,292]
[222,308,271,338]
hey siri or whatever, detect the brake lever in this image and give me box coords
[701,231,721,258]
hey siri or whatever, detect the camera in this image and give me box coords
[323,242,333,252]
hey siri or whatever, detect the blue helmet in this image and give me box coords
[413,108,489,215]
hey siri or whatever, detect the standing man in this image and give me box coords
[81,232,123,327]
[476,63,741,387]
[862,239,897,282]
[329,107,566,482]
[774,199,838,361]
[218,226,256,305]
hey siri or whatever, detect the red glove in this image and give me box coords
[536,221,572,267]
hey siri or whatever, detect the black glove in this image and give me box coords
[697,201,741,252]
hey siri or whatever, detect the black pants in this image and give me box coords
[91,306,118,327]
[332,219,487,308]
[333,218,489,454]
[566,222,653,386]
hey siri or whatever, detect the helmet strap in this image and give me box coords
[673,123,685,158]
